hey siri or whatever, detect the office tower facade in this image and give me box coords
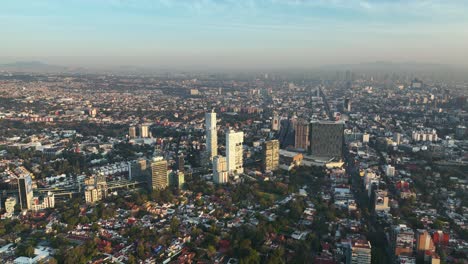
[386,165,395,177]
[393,133,402,145]
[213,156,229,184]
[5,197,16,215]
[272,114,280,131]
[295,121,310,150]
[263,140,280,172]
[350,240,372,264]
[226,130,244,174]
[391,224,414,259]
[85,187,99,204]
[205,111,218,161]
[177,154,185,172]
[416,230,435,252]
[170,171,185,189]
[279,117,297,148]
[140,124,150,138]
[18,175,33,210]
[362,133,370,143]
[151,157,168,190]
[309,121,344,160]
[344,98,352,112]
[129,126,137,139]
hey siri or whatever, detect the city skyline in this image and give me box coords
[2,0,468,69]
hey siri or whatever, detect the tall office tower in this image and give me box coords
[362,133,370,143]
[344,98,352,112]
[129,126,137,139]
[205,111,218,161]
[272,114,281,131]
[226,130,244,174]
[278,117,297,148]
[151,157,168,190]
[140,124,150,138]
[169,171,185,189]
[309,121,344,160]
[263,140,280,172]
[177,154,185,172]
[416,230,435,252]
[391,224,414,260]
[294,121,310,150]
[385,165,395,177]
[350,240,372,264]
[4,197,16,215]
[18,175,33,210]
[393,133,401,145]
[213,156,229,184]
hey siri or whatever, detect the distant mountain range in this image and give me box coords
[0,61,76,73]
[0,60,466,76]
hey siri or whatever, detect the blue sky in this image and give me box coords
[1,0,467,69]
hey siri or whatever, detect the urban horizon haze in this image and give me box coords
[2,0,468,69]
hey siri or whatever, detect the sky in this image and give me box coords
[1,0,468,69]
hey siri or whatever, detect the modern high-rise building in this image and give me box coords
[205,111,218,161]
[391,224,414,259]
[393,133,402,145]
[294,121,310,150]
[4,197,16,215]
[263,140,280,172]
[309,121,344,160]
[151,157,168,190]
[129,126,137,139]
[140,124,150,138]
[272,114,281,131]
[226,130,244,174]
[344,98,352,112]
[18,175,33,210]
[169,171,185,189]
[213,156,229,184]
[177,154,185,172]
[350,240,372,264]
[416,230,435,252]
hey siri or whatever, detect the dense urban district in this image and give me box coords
[0,71,466,264]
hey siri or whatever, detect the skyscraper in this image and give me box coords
[213,155,229,184]
[129,125,137,139]
[350,240,372,264]
[205,111,218,161]
[309,121,344,160]
[151,157,168,190]
[391,224,414,260]
[272,113,280,131]
[140,124,150,138]
[294,120,309,150]
[18,175,33,210]
[263,140,280,172]
[226,130,244,174]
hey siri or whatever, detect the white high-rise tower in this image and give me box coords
[226,130,244,174]
[205,111,217,161]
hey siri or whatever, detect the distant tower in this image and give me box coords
[18,175,33,210]
[263,140,280,172]
[150,157,168,190]
[294,120,310,150]
[140,124,149,138]
[205,111,218,161]
[213,156,229,184]
[129,126,137,139]
[226,130,244,174]
[177,154,185,172]
[309,121,344,160]
[272,114,281,131]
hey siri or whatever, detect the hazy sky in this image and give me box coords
[1,0,468,69]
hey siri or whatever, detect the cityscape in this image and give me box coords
[1,1,467,264]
